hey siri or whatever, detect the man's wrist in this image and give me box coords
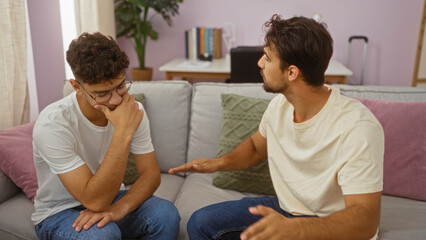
[113,128,133,143]
[217,156,228,171]
[111,201,131,218]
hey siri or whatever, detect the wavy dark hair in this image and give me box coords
[66,32,129,84]
[264,15,333,86]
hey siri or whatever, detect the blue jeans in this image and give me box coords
[187,197,295,240]
[35,190,180,240]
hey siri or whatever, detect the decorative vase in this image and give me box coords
[130,67,153,81]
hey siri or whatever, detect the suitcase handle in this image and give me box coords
[347,35,368,85]
[349,35,368,43]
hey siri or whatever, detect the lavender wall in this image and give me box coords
[28,0,423,111]
[118,0,423,86]
[27,0,65,111]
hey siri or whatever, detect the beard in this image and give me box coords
[261,70,288,93]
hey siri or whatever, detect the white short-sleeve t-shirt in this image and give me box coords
[259,85,384,218]
[31,92,154,225]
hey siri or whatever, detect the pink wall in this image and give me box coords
[27,0,65,111]
[28,0,423,111]
[118,0,423,86]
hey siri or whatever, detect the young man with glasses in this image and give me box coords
[31,32,180,240]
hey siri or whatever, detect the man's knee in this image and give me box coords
[158,199,180,222]
[187,206,216,237]
[187,209,202,234]
[149,199,180,234]
[81,223,121,240]
[36,222,121,240]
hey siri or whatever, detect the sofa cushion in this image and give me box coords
[337,84,426,101]
[379,195,426,239]
[0,122,37,201]
[187,83,276,162]
[0,171,20,205]
[153,173,186,202]
[129,81,192,173]
[0,193,37,240]
[359,99,426,201]
[212,94,275,195]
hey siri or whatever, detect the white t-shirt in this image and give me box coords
[259,85,383,238]
[31,92,154,225]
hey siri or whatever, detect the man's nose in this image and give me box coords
[258,55,265,68]
[108,91,122,105]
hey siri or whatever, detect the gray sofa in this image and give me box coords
[1,80,426,240]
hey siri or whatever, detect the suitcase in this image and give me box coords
[346,36,368,85]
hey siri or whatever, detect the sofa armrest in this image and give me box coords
[0,170,20,204]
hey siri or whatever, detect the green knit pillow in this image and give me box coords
[212,94,276,196]
[123,93,145,185]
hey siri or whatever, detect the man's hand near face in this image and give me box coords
[95,93,143,135]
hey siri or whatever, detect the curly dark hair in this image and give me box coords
[66,32,129,84]
[264,15,333,86]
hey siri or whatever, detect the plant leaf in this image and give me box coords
[114,0,183,66]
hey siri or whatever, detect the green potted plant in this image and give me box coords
[115,0,183,81]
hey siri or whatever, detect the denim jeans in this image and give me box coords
[187,196,294,240]
[35,190,180,240]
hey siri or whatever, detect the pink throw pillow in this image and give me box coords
[359,99,426,201]
[0,122,37,201]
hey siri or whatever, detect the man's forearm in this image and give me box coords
[219,134,267,171]
[83,130,132,210]
[111,169,161,216]
[289,204,379,240]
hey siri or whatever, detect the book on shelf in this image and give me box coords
[214,28,222,59]
[209,28,214,58]
[196,27,201,60]
[185,27,222,61]
[200,28,205,57]
[184,30,188,59]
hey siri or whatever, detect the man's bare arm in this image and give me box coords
[220,130,268,171]
[71,152,160,231]
[241,192,381,240]
[110,151,160,216]
[168,130,267,174]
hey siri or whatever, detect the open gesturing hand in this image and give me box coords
[240,205,293,240]
[168,158,222,174]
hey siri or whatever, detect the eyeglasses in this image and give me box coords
[76,78,132,104]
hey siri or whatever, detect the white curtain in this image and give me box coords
[0,0,29,130]
[74,0,116,38]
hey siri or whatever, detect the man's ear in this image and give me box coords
[287,65,301,81]
[69,79,82,93]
